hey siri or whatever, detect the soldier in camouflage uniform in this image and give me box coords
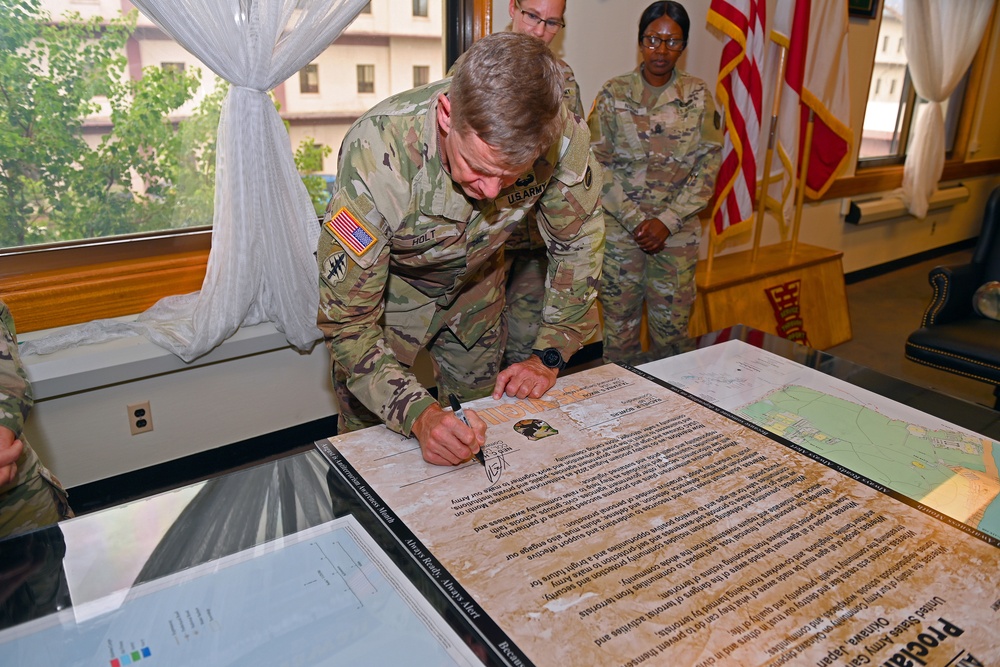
[0,299,72,540]
[317,32,604,466]
[503,0,587,365]
[505,0,583,122]
[588,1,721,365]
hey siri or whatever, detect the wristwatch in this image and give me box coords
[532,347,567,371]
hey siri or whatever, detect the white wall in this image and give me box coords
[492,0,723,113]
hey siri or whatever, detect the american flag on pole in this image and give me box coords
[707,0,766,238]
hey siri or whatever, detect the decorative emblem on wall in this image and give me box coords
[765,280,811,345]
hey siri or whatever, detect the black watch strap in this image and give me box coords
[532,347,566,370]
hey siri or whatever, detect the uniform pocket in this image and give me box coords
[613,100,647,158]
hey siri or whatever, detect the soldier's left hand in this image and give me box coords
[0,427,23,487]
[493,355,559,400]
[634,218,669,254]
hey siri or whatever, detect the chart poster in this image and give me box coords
[319,364,1000,667]
[0,517,482,667]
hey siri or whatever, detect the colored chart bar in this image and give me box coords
[109,646,151,666]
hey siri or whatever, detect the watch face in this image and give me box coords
[542,348,562,368]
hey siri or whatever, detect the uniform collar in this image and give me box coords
[418,88,477,221]
[630,66,683,106]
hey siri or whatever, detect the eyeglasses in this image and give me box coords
[515,1,565,32]
[641,34,686,51]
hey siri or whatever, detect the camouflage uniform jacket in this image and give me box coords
[317,79,604,436]
[506,56,586,251]
[559,57,585,123]
[588,67,722,247]
[0,300,44,499]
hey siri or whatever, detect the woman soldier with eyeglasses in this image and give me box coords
[587,0,723,365]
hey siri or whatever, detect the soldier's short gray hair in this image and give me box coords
[450,32,563,170]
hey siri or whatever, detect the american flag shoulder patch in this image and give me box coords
[325,207,377,256]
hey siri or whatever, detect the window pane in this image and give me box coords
[1,4,221,249]
[2,1,446,250]
[941,73,968,154]
[413,65,430,87]
[859,0,908,160]
[858,0,969,164]
[300,64,320,94]
[285,2,444,217]
[357,64,375,93]
[413,0,429,17]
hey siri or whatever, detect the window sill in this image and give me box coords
[20,319,292,401]
[811,158,1000,201]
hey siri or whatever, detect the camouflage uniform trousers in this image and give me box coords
[0,450,73,540]
[599,217,698,366]
[334,316,507,434]
[502,248,548,366]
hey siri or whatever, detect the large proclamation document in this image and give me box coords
[318,363,999,667]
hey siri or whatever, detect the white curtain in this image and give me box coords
[23,0,368,362]
[901,0,994,218]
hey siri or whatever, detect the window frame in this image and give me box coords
[812,2,999,202]
[356,63,375,94]
[299,63,320,94]
[413,64,430,87]
[858,67,917,169]
[413,0,429,18]
[0,0,489,334]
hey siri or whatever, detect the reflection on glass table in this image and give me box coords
[0,454,490,665]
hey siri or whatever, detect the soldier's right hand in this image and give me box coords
[634,218,669,254]
[411,403,487,466]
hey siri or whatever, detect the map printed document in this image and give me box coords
[641,339,1000,541]
[0,517,481,667]
[320,363,999,667]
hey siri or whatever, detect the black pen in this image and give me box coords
[449,393,485,467]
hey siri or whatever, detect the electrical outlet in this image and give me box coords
[127,401,153,435]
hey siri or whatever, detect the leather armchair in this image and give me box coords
[905,186,1000,410]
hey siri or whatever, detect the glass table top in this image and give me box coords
[1,325,996,664]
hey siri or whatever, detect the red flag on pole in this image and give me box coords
[707,0,766,238]
[796,0,852,197]
[761,0,853,223]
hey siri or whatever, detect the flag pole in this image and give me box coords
[706,218,717,276]
[751,45,788,265]
[791,107,815,257]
